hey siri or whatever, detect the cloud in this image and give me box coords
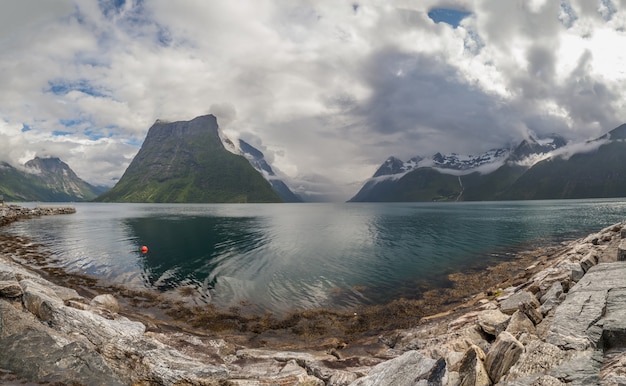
[0,1,626,199]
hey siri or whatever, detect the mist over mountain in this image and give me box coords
[95,115,295,203]
[350,126,626,202]
[0,157,105,201]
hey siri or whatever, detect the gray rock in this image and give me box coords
[477,309,510,337]
[102,335,229,385]
[348,350,439,386]
[0,329,125,385]
[601,288,626,351]
[503,340,571,383]
[500,291,540,315]
[485,331,524,384]
[20,279,65,321]
[458,345,490,386]
[548,262,626,350]
[539,281,563,305]
[549,349,602,386]
[618,240,626,261]
[579,252,598,272]
[506,310,536,336]
[519,302,543,325]
[307,357,378,386]
[561,261,584,282]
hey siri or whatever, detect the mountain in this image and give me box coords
[0,157,105,201]
[95,115,283,203]
[236,139,301,202]
[349,132,601,202]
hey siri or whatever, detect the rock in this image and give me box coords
[0,299,124,385]
[538,282,564,316]
[579,252,599,272]
[0,280,22,298]
[484,331,524,384]
[619,240,626,261]
[236,348,336,363]
[50,305,146,347]
[549,349,602,386]
[506,310,536,336]
[477,309,510,337]
[547,263,626,351]
[91,294,121,313]
[307,357,380,386]
[621,227,626,239]
[503,340,571,383]
[348,350,440,386]
[600,288,626,351]
[102,335,229,385]
[458,345,490,386]
[20,279,65,321]
[559,261,584,282]
[600,350,626,385]
[539,281,563,305]
[519,302,543,325]
[499,291,540,315]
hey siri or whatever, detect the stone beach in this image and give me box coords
[1,204,626,385]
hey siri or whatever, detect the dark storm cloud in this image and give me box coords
[356,49,518,154]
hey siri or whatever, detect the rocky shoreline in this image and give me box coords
[1,205,625,385]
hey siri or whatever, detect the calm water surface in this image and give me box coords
[5,200,626,313]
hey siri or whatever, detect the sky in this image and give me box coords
[1,0,626,200]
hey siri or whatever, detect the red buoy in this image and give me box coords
[141,246,148,253]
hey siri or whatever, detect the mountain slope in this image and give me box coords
[95,115,282,203]
[0,157,104,201]
[237,139,301,202]
[349,129,626,202]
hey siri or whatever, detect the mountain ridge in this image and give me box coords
[0,157,104,201]
[350,128,626,202]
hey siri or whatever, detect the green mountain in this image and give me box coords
[95,115,282,203]
[350,124,626,202]
[0,157,105,202]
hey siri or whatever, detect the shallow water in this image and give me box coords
[5,199,626,313]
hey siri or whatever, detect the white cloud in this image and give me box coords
[0,0,625,199]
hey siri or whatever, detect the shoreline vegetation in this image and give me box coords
[1,204,625,384]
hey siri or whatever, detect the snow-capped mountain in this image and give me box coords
[349,134,574,202]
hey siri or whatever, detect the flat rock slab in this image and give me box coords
[547,262,626,351]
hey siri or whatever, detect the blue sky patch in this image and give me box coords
[428,8,472,28]
[52,130,73,136]
[48,79,108,98]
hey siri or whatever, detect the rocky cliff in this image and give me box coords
[1,206,626,384]
[96,115,282,203]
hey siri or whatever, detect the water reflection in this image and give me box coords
[3,200,626,314]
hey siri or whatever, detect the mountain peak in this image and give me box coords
[95,115,282,203]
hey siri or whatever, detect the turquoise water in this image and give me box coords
[5,199,626,313]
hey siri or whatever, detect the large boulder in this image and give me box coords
[505,310,536,336]
[457,345,490,386]
[348,350,443,386]
[499,291,540,315]
[601,288,626,351]
[477,309,510,337]
[547,263,626,351]
[484,332,524,383]
[502,340,571,383]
